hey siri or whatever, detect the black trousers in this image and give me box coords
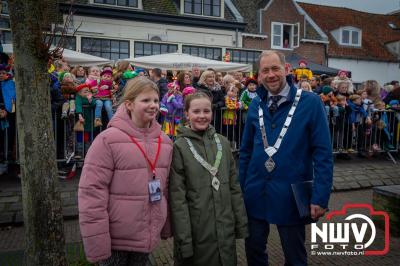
[245,218,307,266]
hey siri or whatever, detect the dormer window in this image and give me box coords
[182,0,223,18]
[340,27,361,47]
[93,0,140,9]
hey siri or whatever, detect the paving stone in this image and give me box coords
[357,180,372,188]
[334,177,345,182]
[8,203,22,212]
[0,196,20,203]
[342,176,354,181]
[333,183,349,191]
[62,197,78,206]
[60,192,71,199]
[354,175,369,181]
[0,191,18,197]
[392,178,400,185]
[348,182,361,189]
[370,180,384,187]
[382,179,395,186]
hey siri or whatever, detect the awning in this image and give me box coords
[286,53,343,76]
[128,52,252,72]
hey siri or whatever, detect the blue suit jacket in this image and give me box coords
[239,84,333,225]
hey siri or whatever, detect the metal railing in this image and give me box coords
[1,107,399,166]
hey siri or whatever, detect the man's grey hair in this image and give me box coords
[257,50,286,70]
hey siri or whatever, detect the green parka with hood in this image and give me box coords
[169,125,248,266]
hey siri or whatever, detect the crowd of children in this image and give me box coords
[26,57,400,161]
[288,59,399,159]
[0,56,399,172]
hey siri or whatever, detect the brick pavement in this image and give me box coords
[1,156,400,265]
[1,156,399,225]
[1,189,399,265]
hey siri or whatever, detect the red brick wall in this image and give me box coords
[294,43,326,65]
[240,0,327,65]
[243,37,268,50]
[262,0,305,49]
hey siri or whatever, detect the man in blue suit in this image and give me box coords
[239,50,333,265]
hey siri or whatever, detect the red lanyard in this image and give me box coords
[129,134,161,178]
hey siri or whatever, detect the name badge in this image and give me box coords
[148,178,162,203]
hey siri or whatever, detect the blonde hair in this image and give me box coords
[198,70,215,86]
[336,95,346,102]
[362,80,381,104]
[122,77,159,104]
[300,81,312,92]
[223,74,235,86]
[375,101,385,109]
[383,84,394,93]
[349,94,361,102]
[184,91,212,112]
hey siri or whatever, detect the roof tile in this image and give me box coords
[299,2,400,62]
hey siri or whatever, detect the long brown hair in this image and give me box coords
[114,60,131,82]
[176,71,192,89]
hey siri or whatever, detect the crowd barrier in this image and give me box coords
[1,107,399,166]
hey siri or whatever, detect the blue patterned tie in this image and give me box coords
[269,95,282,113]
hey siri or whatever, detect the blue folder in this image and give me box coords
[291,181,313,218]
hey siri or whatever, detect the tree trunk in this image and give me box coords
[8,1,67,265]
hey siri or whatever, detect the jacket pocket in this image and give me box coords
[108,194,146,241]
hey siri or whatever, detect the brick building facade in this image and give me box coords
[234,0,329,67]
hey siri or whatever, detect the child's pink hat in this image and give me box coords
[338,69,348,77]
[182,86,196,97]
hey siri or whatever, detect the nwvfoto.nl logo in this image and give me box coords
[310,203,390,256]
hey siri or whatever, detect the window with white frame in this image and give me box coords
[45,35,77,50]
[182,45,222,61]
[93,0,139,8]
[183,0,222,17]
[134,42,178,57]
[226,49,261,64]
[82,37,129,60]
[340,27,361,47]
[271,22,300,50]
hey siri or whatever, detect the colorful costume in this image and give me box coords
[160,92,183,138]
[293,67,313,82]
[223,96,240,125]
[240,89,258,110]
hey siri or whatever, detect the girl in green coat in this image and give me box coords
[169,92,248,266]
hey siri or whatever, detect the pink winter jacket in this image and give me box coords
[78,104,173,263]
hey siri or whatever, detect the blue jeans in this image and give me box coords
[245,218,307,266]
[95,99,113,120]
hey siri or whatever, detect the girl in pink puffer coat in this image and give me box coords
[78,77,173,265]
